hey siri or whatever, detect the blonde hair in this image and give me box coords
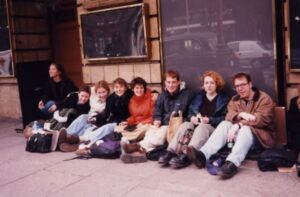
[200,70,225,91]
[94,80,110,95]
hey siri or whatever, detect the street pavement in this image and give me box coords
[0,118,299,197]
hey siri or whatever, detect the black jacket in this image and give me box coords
[153,87,194,125]
[187,91,229,128]
[57,92,90,124]
[95,89,133,125]
[41,77,78,107]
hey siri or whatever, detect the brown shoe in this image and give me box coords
[58,128,67,146]
[120,152,147,163]
[66,135,80,144]
[59,143,79,152]
[122,143,141,153]
[75,148,91,157]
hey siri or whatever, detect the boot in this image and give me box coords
[123,143,141,153]
[59,143,79,152]
[121,152,147,163]
[57,128,67,146]
[66,135,80,144]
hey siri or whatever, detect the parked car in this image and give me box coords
[163,32,238,69]
[227,40,273,67]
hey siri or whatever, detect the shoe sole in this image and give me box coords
[217,171,237,179]
[60,143,79,152]
[120,154,147,163]
[169,162,191,169]
[217,168,238,179]
[186,147,205,169]
[158,159,170,166]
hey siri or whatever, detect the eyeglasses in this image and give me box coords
[234,83,248,89]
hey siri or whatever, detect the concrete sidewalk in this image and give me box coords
[0,118,299,197]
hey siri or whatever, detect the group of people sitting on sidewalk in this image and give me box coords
[23,62,300,179]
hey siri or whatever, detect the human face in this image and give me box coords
[114,83,126,96]
[49,64,61,78]
[133,84,145,97]
[203,76,217,95]
[96,87,109,102]
[78,91,90,104]
[234,77,252,99]
[165,77,180,94]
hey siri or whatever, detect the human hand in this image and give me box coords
[201,117,210,124]
[38,100,44,109]
[119,121,128,126]
[153,120,161,127]
[238,112,256,122]
[227,123,240,142]
[88,116,96,124]
[48,104,57,113]
[190,116,199,125]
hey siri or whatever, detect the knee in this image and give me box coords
[215,120,232,130]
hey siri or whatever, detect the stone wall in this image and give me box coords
[0,78,21,118]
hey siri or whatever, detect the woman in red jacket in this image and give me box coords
[118,77,155,162]
[117,77,154,139]
[124,77,154,126]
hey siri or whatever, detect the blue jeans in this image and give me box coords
[41,101,55,117]
[200,120,256,167]
[67,114,94,136]
[84,123,117,144]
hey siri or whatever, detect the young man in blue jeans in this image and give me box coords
[187,72,276,178]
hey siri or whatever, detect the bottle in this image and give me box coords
[227,130,238,148]
[32,121,38,131]
[227,141,234,149]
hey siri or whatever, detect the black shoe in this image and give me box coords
[217,161,238,178]
[169,154,191,169]
[158,151,176,166]
[186,146,206,169]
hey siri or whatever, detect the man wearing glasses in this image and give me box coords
[186,72,275,178]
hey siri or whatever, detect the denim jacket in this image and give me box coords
[187,91,229,128]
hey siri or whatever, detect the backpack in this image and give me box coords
[90,132,122,159]
[26,133,52,153]
[257,147,297,171]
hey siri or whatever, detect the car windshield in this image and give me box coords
[256,42,269,50]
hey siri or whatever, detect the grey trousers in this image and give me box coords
[200,120,255,167]
[168,122,215,153]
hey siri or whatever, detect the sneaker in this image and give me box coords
[186,146,206,169]
[60,143,79,152]
[75,148,91,157]
[217,161,238,178]
[158,151,176,166]
[120,152,147,164]
[123,143,141,153]
[169,154,191,169]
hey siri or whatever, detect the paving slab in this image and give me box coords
[0,118,299,197]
